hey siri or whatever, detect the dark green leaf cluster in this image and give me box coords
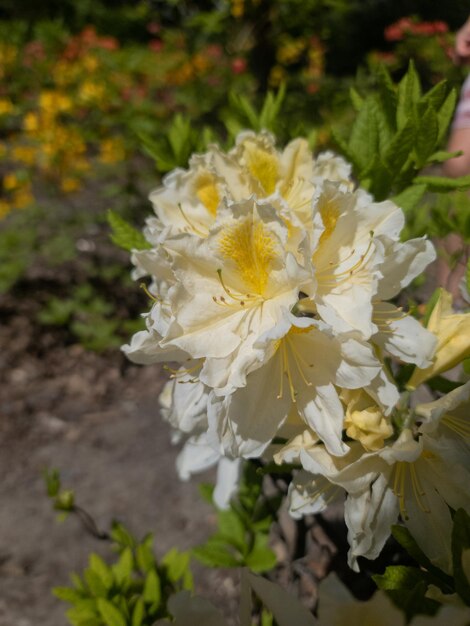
[138,114,217,174]
[334,62,470,204]
[193,462,280,573]
[373,510,470,622]
[54,522,193,626]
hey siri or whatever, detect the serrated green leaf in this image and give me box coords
[437,89,457,145]
[413,174,470,192]
[192,540,240,568]
[245,534,277,573]
[392,184,426,212]
[383,582,440,621]
[397,61,421,130]
[383,119,415,176]
[348,97,378,171]
[132,597,145,626]
[107,210,149,252]
[143,569,161,607]
[89,554,114,590]
[97,598,127,626]
[416,105,439,167]
[452,509,470,604]
[421,80,448,111]
[374,63,397,128]
[349,86,363,112]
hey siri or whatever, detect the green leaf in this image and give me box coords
[53,586,84,603]
[413,175,470,192]
[392,184,426,212]
[436,89,457,145]
[89,554,114,590]
[348,97,378,171]
[426,150,463,164]
[161,548,193,589]
[66,600,99,625]
[107,210,150,252]
[217,509,247,551]
[396,60,421,130]
[373,566,441,620]
[84,569,108,598]
[44,468,61,497]
[112,547,134,587]
[415,105,438,167]
[198,482,215,505]
[136,536,155,573]
[143,569,161,608]
[383,119,415,176]
[245,534,277,573]
[349,86,364,112]
[97,598,127,626]
[192,540,240,568]
[452,508,470,604]
[421,80,448,111]
[131,598,145,626]
[391,526,453,590]
[426,376,463,394]
[110,522,137,550]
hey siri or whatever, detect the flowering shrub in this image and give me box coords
[95,63,470,624]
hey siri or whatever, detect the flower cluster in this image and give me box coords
[384,17,448,43]
[0,24,251,218]
[122,131,470,571]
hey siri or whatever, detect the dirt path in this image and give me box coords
[0,341,231,625]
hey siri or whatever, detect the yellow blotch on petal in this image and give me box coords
[243,143,279,195]
[318,193,340,244]
[219,218,276,294]
[194,173,220,216]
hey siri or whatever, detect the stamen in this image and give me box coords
[215,268,259,306]
[177,203,207,237]
[140,283,161,302]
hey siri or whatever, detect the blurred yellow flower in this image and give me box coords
[3,172,19,191]
[61,177,81,193]
[23,112,39,132]
[0,99,13,115]
[0,199,11,218]
[12,146,37,166]
[99,138,126,164]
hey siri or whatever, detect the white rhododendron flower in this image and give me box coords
[123,130,439,493]
[277,381,470,571]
